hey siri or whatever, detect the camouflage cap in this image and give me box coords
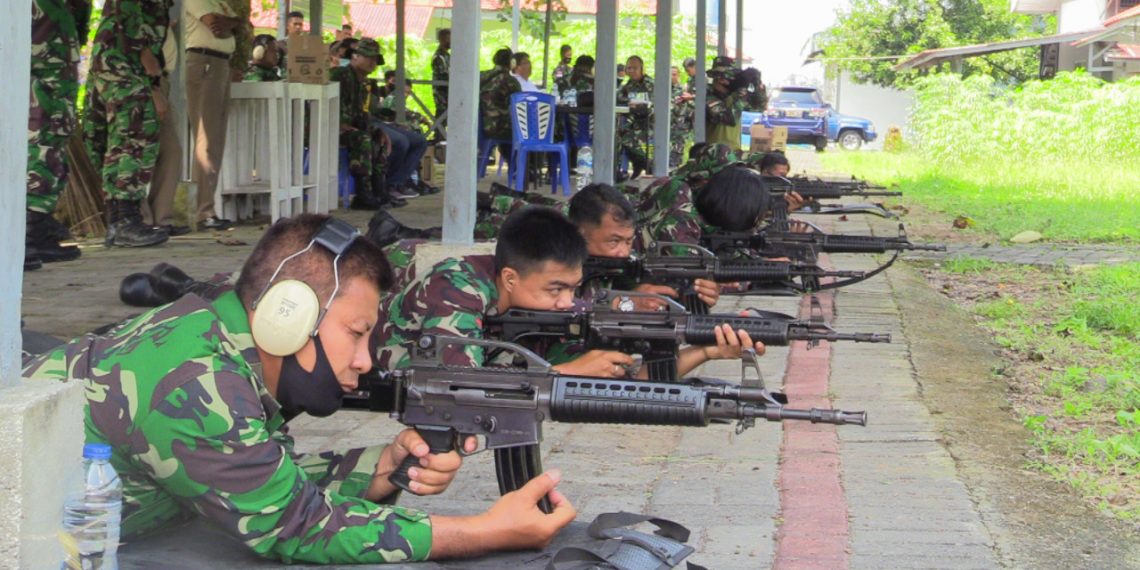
[706,55,737,80]
[354,38,381,59]
[675,143,742,185]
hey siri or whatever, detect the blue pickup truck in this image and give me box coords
[744,86,877,151]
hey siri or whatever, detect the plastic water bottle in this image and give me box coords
[565,88,578,108]
[62,443,122,570]
[576,146,593,191]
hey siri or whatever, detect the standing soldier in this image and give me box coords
[705,56,746,152]
[83,0,171,247]
[554,54,594,96]
[552,44,573,87]
[669,65,695,169]
[479,48,520,142]
[616,55,653,179]
[430,28,450,134]
[25,0,92,268]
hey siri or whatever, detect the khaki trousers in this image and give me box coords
[145,75,182,226]
[185,51,232,222]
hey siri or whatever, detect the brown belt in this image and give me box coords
[186,47,231,60]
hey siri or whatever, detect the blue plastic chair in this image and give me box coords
[510,92,571,195]
[477,114,514,180]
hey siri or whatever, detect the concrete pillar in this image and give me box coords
[593,0,618,185]
[695,0,708,142]
[0,1,86,566]
[310,0,321,37]
[395,0,407,123]
[735,0,743,64]
[511,0,520,52]
[442,0,481,243]
[277,0,286,39]
[652,0,672,176]
[717,0,726,56]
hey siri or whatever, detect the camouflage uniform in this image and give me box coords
[705,59,748,153]
[430,45,449,129]
[473,191,567,240]
[668,81,694,169]
[22,291,432,564]
[27,0,92,214]
[244,64,281,82]
[554,69,593,98]
[479,64,520,140]
[226,0,251,75]
[82,0,169,202]
[552,61,572,86]
[330,45,390,187]
[636,144,741,252]
[617,76,654,172]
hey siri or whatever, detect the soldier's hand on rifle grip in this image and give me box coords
[785,191,805,212]
[374,428,475,500]
[553,350,635,378]
[692,278,720,307]
[704,324,766,361]
[630,283,678,311]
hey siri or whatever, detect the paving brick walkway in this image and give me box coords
[907,243,1140,268]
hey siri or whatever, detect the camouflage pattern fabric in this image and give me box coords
[26,0,92,214]
[473,193,567,240]
[554,69,593,97]
[668,82,693,170]
[552,62,571,85]
[83,0,169,201]
[244,65,280,82]
[617,76,654,169]
[331,66,387,181]
[226,0,251,74]
[431,46,449,126]
[479,65,520,140]
[22,291,433,564]
[374,252,501,371]
[636,143,741,253]
[705,88,746,152]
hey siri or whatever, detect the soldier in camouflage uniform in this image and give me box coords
[479,48,520,141]
[552,44,573,86]
[554,54,595,97]
[331,38,402,210]
[24,214,574,563]
[25,0,92,267]
[616,55,653,179]
[704,56,747,152]
[669,66,695,169]
[82,0,171,247]
[244,34,281,81]
[430,28,449,134]
[636,143,742,251]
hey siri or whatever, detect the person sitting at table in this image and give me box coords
[511,51,540,92]
[23,213,577,564]
[555,54,594,98]
[244,34,281,81]
[616,55,653,179]
[480,47,520,167]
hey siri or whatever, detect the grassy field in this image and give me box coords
[820,151,1140,243]
[931,259,1140,519]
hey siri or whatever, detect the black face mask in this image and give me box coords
[276,335,344,421]
[562,56,571,65]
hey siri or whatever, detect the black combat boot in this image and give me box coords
[105,199,169,248]
[350,173,383,210]
[26,210,81,263]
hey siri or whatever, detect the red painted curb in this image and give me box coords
[773,282,850,570]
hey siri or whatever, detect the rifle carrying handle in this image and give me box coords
[389,425,456,495]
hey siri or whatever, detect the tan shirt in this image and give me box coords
[183,0,236,54]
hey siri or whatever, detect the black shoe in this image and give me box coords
[200,216,233,231]
[27,210,82,263]
[386,196,408,208]
[366,210,404,247]
[119,273,170,307]
[30,212,73,242]
[159,225,192,237]
[351,193,383,210]
[389,185,420,199]
[24,256,43,272]
[105,200,169,248]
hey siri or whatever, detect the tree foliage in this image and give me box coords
[821,0,1055,88]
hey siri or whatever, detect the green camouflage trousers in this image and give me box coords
[27,64,80,214]
[83,71,161,201]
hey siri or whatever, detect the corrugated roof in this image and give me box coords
[1105,4,1140,27]
[347,4,434,38]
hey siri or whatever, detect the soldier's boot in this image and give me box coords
[350,173,383,211]
[105,199,169,248]
[366,210,441,248]
[629,154,648,180]
[26,210,81,263]
[372,169,407,209]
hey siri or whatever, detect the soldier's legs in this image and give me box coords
[26,62,82,263]
[341,129,384,210]
[82,83,109,182]
[96,73,168,248]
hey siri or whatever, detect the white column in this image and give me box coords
[717,0,727,56]
[395,0,407,123]
[511,0,520,52]
[277,0,287,39]
[652,0,672,176]
[695,0,708,142]
[735,0,744,65]
[441,0,481,243]
[594,0,618,185]
[2,0,31,386]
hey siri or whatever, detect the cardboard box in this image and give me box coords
[749,125,789,153]
[287,34,329,84]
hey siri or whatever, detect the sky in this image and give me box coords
[680,0,851,87]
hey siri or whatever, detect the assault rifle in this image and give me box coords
[580,243,871,311]
[701,223,946,265]
[346,335,866,512]
[484,289,890,381]
[763,175,902,218]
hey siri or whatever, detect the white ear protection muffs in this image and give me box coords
[250,219,360,356]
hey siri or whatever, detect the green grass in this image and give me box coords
[820,151,1140,243]
[945,260,1140,517]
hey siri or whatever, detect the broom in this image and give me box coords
[58,129,106,239]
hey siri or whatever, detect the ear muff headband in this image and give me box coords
[250,219,360,356]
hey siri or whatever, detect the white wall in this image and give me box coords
[834,70,915,150]
[1058,0,1106,32]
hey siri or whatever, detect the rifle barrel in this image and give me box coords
[756,406,867,426]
